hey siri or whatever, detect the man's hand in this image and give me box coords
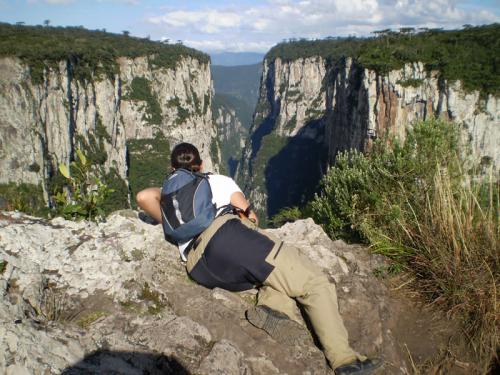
[230,192,259,226]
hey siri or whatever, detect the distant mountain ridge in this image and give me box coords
[211,64,262,125]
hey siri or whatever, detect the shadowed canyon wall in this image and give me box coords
[238,56,499,220]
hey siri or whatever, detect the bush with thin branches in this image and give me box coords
[312,119,499,372]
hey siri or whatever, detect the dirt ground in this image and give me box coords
[383,274,489,374]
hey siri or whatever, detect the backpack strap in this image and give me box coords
[216,204,234,217]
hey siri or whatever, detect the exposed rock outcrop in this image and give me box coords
[0,211,459,374]
[213,97,248,176]
[238,57,500,218]
[0,55,216,204]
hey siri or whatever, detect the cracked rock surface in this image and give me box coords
[0,211,454,374]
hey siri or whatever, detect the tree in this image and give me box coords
[399,27,415,34]
[122,30,130,37]
[373,28,391,36]
[400,27,415,39]
[43,19,50,27]
[373,29,391,46]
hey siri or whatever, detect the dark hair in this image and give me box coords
[171,143,202,172]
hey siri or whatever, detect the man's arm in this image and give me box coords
[136,188,163,223]
[230,191,259,225]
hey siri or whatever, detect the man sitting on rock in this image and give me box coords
[136,142,382,375]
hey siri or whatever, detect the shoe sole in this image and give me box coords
[335,359,383,375]
[245,306,309,345]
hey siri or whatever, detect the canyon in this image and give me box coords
[238,56,499,219]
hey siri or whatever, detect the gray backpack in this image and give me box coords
[160,169,216,243]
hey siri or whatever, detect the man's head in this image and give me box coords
[171,143,202,172]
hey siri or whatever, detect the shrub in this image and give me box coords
[124,77,162,125]
[101,167,129,214]
[54,149,114,221]
[127,136,170,207]
[167,97,190,125]
[269,206,303,227]
[311,118,499,371]
[0,182,47,216]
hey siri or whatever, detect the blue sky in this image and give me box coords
[1,0,498,52]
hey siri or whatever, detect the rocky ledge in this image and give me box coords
[0,211,456,374]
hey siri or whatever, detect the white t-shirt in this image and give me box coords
[178,174,242,261]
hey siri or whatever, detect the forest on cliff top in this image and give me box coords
[267,24,500,96]
[0,23,209,83]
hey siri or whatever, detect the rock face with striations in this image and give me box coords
[0,54,216,203]
[213,97,248,175]
[238,56,500,219]
[0,211,457,374]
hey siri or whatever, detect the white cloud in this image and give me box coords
[149,10,241,34]
[252,19,270,31]
[184,39,274,53]
[147,0,499,52]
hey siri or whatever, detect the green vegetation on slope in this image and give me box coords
[0,182,47,216]
[253,133,288,193]
[213,93,255,130]
[124,77,162,125]
[311,119,499,371]
[0,22,209,84]
[127,136,170,207]
[166,97,190,125]
[266,24,500,95]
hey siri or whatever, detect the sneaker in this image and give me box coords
[138,212,160,225]
[245,305,309,345]
[335,358,383,375]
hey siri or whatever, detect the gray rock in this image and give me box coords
[0,211,458,374]
[197,340,247,375]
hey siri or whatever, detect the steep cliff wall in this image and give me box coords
[239,56,499,220]
[213,94,248,176]
[0,54,216,207]
[237,56,332,221]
